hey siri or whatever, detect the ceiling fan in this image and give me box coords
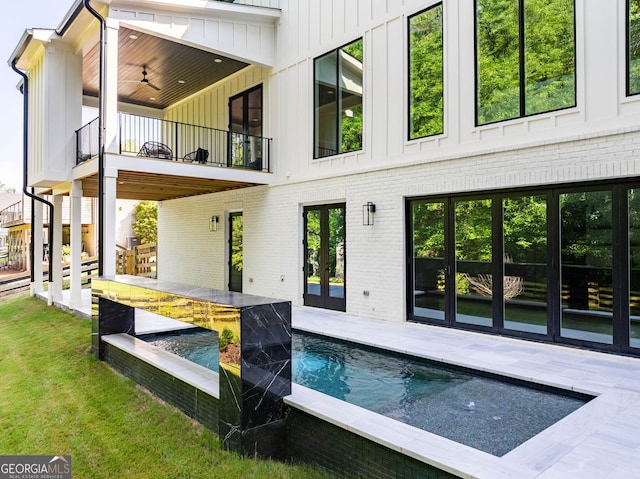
[124,66,160,91]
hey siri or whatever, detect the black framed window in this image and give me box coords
[314,39,363,159]
[407,181,640,357]
[475,0,576,125]
[629,0,640,95]
[408,4,444,140]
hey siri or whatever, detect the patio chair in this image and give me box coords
[183,148,209,164]
[137,141,173,160]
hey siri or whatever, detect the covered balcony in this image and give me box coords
[75,112,271,200]
[67,1,280,201]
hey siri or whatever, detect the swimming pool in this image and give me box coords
[141,328,589,456]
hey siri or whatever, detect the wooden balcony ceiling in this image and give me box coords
[80,171,260,201]
[83,27,249,109]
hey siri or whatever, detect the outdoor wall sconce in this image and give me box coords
[209,215,219,232]
[363,202,376,226]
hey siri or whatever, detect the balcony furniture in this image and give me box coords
[137,141,173,160]
[183,148,210,164]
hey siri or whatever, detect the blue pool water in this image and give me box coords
[141,329,589,456]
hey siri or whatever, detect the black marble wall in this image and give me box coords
[92,276,291,458]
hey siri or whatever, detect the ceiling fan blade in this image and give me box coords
[147,82,161,91]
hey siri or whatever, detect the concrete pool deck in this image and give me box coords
[43,289,640,478]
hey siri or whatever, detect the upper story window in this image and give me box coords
[409,4,444,140]
[475,0,576,126]
[629,0,640,95]
[314,39,363,159]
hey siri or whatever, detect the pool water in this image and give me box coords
[141,329,589,456]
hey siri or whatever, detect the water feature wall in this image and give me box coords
[91,275,291,458]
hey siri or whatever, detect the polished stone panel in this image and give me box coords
[91,296,135,359]
[92,275,291,458]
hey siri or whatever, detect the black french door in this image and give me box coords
[228,85,263,169]
[304,204,346,311]
[408,183,640,356]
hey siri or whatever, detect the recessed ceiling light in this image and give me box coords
[178,80,185,84]
[214,58,223,63]
[129,34,138,40]
[149,97,156,100]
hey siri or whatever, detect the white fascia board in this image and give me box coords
[107,153,274,185]
[8,29,59,70]
[112,0,280,23]
[9,0,87,67]
[56,0,86,33]
[7,30,34,67]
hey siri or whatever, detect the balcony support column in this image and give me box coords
[69,180,84,309]
[48,194,64,305]
[31,196,44,296]
[104,18,120,155]
[103,168,118,277]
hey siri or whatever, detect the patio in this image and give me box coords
[44,288,640,478]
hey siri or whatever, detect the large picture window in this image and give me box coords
[629,0,640,95]
[314,39,363,159]
[408,4,444,140]
[475,0,576,125]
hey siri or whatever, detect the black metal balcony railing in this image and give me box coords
[76,113,271,173]
[76,117,100,164]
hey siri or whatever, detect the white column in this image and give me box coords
[49,194,64,305]
[98,18,119,277]
[104,18,120,155]
[103,168,118,276]
[31,196,44,296]
[69,180,83,309]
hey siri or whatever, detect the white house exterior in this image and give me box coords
[9,0,640,357]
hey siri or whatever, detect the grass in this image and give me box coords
[0,295,334,479]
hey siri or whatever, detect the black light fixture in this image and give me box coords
[363,202,376,226]
[209,215,219,232]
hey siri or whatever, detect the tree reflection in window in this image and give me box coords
[629,0,640,95]
[409,4,444,140]
[476,0,575,125]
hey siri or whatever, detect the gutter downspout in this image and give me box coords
[83,0,106,276]
[11,59,54,287]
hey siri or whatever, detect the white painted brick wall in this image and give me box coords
[159,129,640,323]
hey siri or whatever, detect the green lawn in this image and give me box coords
[0,295,333,479]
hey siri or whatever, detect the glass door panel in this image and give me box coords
[246,87,263,170]
[229,93,245,167]
[503,196,548,334]
[229,85,262,168]
[229,212,243,293]
[328,207,346,299]
[305,209,321,299]
[455,199,493,327]
[560,191,613,344]
[304,205,346,311]
[629,189,640,349]
[411,202,446,321]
